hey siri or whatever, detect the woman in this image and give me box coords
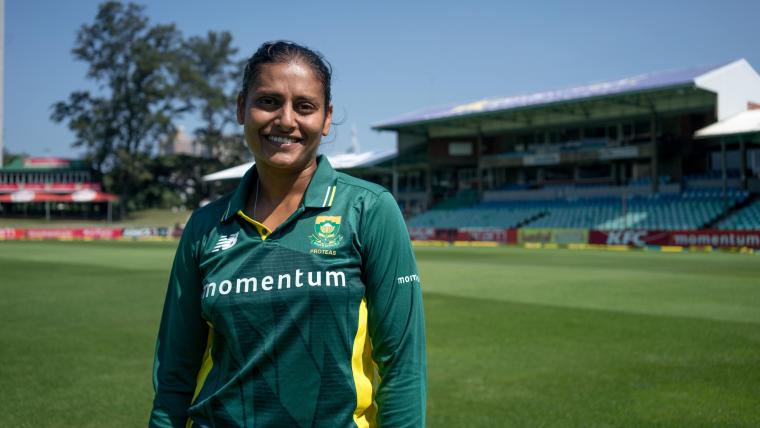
[149,41,426,428]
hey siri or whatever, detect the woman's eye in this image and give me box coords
[256,97,277,107]
[297,103,317,112]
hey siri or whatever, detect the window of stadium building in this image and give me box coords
[560,129,580,142]
[584,126,606,139]
[607,125,618,141]
[634,121,651,138]
[622,123,634,140]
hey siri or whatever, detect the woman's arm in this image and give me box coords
[149,215,210,428]
[361,191,427,427]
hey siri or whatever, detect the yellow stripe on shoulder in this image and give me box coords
[186,323,215,427]
[192,325,214,402]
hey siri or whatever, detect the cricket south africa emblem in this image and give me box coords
[310,215,343,249]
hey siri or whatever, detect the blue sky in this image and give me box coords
[5,0,760,158]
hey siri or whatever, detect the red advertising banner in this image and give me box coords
[456,228,509,242]
[408,228,458,242]
[408,227,517,244]
[408,227,436,241]
[588,230,760,249]
[24,227,124,240]
[26,228,79,240]
[82,227,124,239]
[0,228,24,240]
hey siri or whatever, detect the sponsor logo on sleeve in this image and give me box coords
[397,273,421,285]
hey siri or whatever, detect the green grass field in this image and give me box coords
[1,241,758,427]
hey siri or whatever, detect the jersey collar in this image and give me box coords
[221,155,339,223]
[302,155,339,209]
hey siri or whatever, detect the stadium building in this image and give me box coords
[370,59,760,243]
[0,157,118,221]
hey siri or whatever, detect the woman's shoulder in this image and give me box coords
[335,172,390,198]
[334,172,403,220]
[183,192,236,235]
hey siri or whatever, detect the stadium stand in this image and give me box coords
[370,60,760,233]
[408,206,543,229]
[408,188,751,230]
[718,198,760,230]
[429,189,479,210]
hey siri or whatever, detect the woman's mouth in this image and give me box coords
[264,135,302,146]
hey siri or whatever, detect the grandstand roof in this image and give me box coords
[373,59,759,131]
[694,109,760,139]
[202,149,398,181]
[0,157,89,172]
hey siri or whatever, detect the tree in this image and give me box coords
[177,31,249,166]
[51,1,183,214]
[1,148,26,167]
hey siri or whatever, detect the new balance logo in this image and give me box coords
[212,232,239,252]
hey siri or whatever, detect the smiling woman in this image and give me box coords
[235,43,335,232]
[236,54,332,179]
[149,41,427,428]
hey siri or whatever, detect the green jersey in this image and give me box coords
[149,156,426,428]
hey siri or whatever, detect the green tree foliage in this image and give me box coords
[51,2,184,213]
[1,148,26,167]
[51,2,248,213]
[177,31,249,166]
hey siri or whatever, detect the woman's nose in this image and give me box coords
[275,104,296,131]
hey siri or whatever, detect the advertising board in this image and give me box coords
[519,228,589,244]
[588,230,760,248]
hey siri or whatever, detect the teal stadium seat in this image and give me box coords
[408,188,750,231]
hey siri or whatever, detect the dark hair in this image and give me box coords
[240,40,332,106]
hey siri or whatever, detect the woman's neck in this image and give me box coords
[249,159,318,230]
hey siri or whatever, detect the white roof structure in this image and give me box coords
[375,59,760,132]
[694,109,760,139]
[202,161,255,181]
[202,148,397,182]
[323,148,397,169]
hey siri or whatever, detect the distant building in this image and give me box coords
[0,157,117,220]
[160,127,207,157]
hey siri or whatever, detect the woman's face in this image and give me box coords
[237,60,332,174]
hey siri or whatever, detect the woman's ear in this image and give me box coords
[322,104,333,136]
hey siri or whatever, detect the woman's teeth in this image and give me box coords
[267,135,300,145]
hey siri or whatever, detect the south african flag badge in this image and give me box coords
[310,215,343,249]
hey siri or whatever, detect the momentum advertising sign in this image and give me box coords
[589,230,760,249]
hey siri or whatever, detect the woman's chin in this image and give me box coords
[257,151,315,172]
